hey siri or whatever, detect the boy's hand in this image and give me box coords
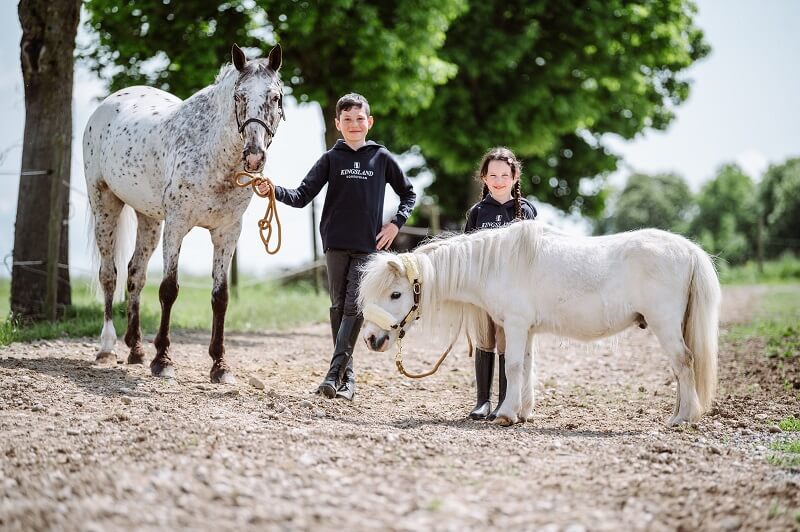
[376,222,399,250]
[255,179,272,196]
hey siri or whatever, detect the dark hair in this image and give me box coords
[475,146,523,220]
[336,93,371,118]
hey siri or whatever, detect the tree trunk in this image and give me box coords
[12,0,80,320]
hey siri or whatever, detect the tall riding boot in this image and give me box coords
[469,349,494,420]
[329,307,343,346]
[335,314,362,400]
[318,315,363,399]
[488,354,507,421]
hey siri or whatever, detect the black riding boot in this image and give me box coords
[329,307,343,346]
[488,354,507,421]
[318,315,363,399]
[469,349,494,420]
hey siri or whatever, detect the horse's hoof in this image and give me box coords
[211,371,237,385]
[493,415,515,427]
[127,351,146,365]
[150,360,175,379]
[95,351,117,364]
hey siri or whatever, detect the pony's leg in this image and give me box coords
[89,184,125,364]
[651,321,702,425]
[123,214,162,364]
[207,222,240,384]
[519,332,536,422]
[151,218,191,378]
[492,323,528,426]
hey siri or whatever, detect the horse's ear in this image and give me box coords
[267,43,282,71]
[231,43,247,72]
[387,256,404,276]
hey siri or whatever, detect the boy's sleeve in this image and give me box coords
[385,153,416,228]
[274,153,330,208]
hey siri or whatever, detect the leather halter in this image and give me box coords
[363,253,422,339]
[235,90,285,140]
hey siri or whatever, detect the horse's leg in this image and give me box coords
[492,322,528,426]
[89,184,125,364]
[151,218,191,378]
[651,321,702,425]
[519,331,536,422]
[123,213,162,364]
[207,222,240,384]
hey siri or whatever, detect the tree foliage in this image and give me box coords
[759,158,800,257]
[374,0,709,223]
[690,163,757,264]
[82,0,707,224]
[597,173,692,234]
[82,0,466,147]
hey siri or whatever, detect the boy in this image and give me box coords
[259,93,415,400]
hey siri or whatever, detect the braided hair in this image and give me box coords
[475,146,523,220]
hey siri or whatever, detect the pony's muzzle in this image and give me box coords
[365,332,389,352]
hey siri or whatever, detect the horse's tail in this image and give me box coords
[684,245,721,413]
[88,205,137,303]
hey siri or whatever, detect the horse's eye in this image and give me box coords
[390,291,401,300]
[271,94,280,103]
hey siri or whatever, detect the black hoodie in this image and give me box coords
[464,194,537,233]
[275,140,416,253]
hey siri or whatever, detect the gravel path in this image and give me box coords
[1,285,798,531]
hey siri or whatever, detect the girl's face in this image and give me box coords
[482,159,517,202]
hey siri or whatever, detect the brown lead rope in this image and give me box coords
[394,337,455,379]
[234,171,282,255]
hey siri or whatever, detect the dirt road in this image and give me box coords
[1,285,798,530]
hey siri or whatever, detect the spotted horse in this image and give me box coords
[83,44,284,383]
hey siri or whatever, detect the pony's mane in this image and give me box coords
[360,221,546,350]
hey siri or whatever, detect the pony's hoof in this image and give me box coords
[493,415,515,427]
[211,371,236,385]
[95,351,117,364]
[150,360,175,379]
[127,351,146,365]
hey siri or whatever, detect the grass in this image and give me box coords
[719,253,800,285]
[725,286,800,360]
[778,416,800,432]
[0,276,330,346]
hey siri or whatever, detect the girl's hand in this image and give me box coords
[376,222,399,250]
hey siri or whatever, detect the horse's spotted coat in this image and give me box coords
[84,44,283,382]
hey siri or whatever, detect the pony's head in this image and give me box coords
[231,43,284,173]
[359,253,422,352]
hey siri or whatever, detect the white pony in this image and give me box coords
[359,221,721,426]
[83,44,283,383]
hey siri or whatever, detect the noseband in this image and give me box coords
[363,253,422,340]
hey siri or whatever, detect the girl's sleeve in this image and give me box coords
[464,206,477,232]
[274,153,330,208]
[523,201,538,220]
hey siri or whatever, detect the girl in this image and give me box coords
[463,147,536,420]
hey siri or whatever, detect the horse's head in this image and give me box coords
[231,43,284,173]
[359,253,422,352]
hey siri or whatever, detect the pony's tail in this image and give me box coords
[88,205,137,303]
[684,246,721,413]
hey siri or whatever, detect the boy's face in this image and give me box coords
[335,106,373,144]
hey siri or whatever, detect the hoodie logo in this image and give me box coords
[341,161,374,179]
[496,215,502,222]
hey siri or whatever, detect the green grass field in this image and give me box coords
[0,276,329,346]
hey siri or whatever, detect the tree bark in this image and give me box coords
[12,0,80,320]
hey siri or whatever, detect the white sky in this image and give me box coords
[0,0,798,279]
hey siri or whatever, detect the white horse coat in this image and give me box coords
[359,221,721,426]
